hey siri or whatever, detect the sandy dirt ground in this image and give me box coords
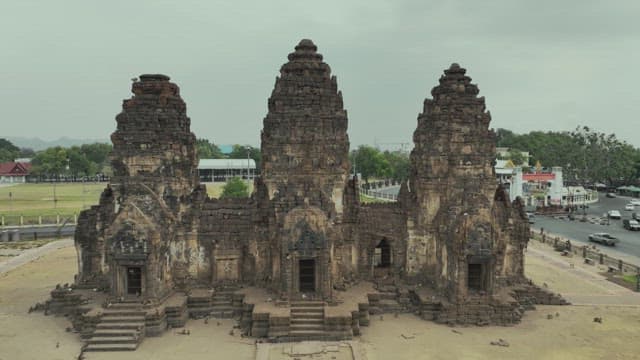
[1,240,639,360]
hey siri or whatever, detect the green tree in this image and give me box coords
[228,144,261,169]
[220,177,249,199]
[350,145,391,183]
[0,138,20,162]
[30,146,69,178]
[68,146,95,177]
[505,149,528,167]
[80,143,112,166]
[196,138,224,159]
[382,150,410,181]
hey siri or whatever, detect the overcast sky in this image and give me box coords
[2,0,639,149]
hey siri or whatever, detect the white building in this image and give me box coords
[198,159,256,182]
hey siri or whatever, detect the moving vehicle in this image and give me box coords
[525,212,535,224]
[624,204,635,211]
[588,233,619,246]
[623,219,640,231]
[606,192,617,198]
[607,210,621,219]
[630,199,640,206]
[633,212,639,221]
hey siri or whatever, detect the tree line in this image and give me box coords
[196,139,262,169]
[3,127,638,186]
[496,127,640,185]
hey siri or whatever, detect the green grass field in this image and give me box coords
[0,182,253,226]
[0,183,105,220]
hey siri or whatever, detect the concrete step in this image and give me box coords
[84,343,138,352]
[289,324,324,331]
[378,293,398,300]
[290,308,324,314]
[290,301,325,307]
[209,310,235,318]
[290,318,323,325]
[92,329,139,338]
[87,336,139,345]
[107,303,143,310]
[96,322,144,330]
[102,310,146,317]
[101,316,146,323]
[289,330,325,337]
[212,300,232,306]
[290,312,324,319]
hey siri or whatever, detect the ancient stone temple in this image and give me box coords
[47,40,565,352]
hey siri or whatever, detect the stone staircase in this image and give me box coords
[289,301,325,339]
[85,302,145,352]
[210,290,235,318]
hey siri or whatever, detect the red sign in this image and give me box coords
[523,173,555,181]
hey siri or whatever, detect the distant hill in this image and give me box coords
[5,136,110,150]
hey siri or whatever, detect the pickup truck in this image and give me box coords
[588,233,619,246]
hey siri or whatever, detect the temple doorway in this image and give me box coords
[299,259,315,292]
[467,263,486,291]
[126,267,142,295]
[374,239,391,268]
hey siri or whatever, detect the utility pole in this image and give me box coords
[246,146,251,183]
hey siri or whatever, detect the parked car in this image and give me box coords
[623,219,640,231]
[607,210,621,219]
[630,199,640,206]
[633,212,639,221]
[588,233,619,246]
[624,204,635,211]
[606,192,617,198]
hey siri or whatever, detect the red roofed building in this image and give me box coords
[0,162,32,183]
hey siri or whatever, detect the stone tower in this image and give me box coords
[405,64,529,302]
[259,39,353,299]
[77,74,201,302]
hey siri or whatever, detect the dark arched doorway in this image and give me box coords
[374,239,391,268]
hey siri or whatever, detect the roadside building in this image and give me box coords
[617,185,640,198]
[0,162,31,183]
[495,159,523,202]
[198,159,256,182]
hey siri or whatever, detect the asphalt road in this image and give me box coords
[534,195,640,260]
[1,225,75,241]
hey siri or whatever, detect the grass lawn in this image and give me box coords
[0,183,105,221]
[203,181,253,199]
[0,182,253,225]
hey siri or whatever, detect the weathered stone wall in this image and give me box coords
[69,41,539,330]
[405,64,529,302]
[75,74,202,302]
[197,198,255,284]
[75,185,115,287]
[355,203,407,279]
[258,40,355,299]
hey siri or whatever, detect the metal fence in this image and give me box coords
[0,214,78,227]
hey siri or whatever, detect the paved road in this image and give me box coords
[0,238,73,275]
[534,195,640,261]
[375,185,400,195]
[1,225,75,240]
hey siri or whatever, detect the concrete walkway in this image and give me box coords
[0,238,73,275]
[527,244,640,306]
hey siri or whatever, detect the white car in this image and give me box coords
[608,210,621,219]
[630,199,640,206]
[625,204,635,211]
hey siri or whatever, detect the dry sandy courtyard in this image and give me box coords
[0,240,639,360]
